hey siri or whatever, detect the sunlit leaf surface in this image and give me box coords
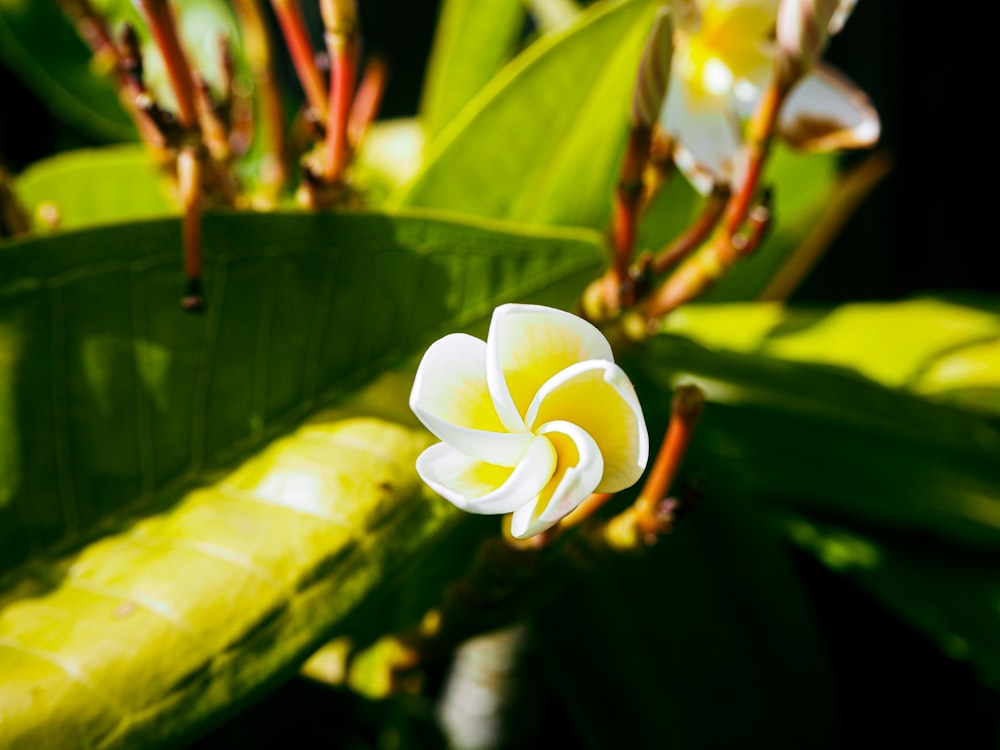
[14,145,177,231]
[0,412,452,750]
[662,298,1000,415]
[419,0,526,141]
[395,0,659,229]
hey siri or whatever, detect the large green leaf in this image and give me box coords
[661,298,1000,415]
[784,514,1000,691]
[0,209,603,573]
[419,0,526,141]
[14,144,177,231]
[625,327,1000,549]
[537,487,839,749]
[0,0,133,139]
[0,209,604,747]
[0,411,454,750]
[393,0,658,230]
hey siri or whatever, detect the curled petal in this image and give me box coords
[778,64,880,152]
[410,333,533,466]
[486,304,614,431]
[661,76,744,190]
[526,360,648,494]
[509,421,603,539]
[415,438,556,515]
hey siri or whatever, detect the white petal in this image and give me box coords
[416,438,556,515]
[509,421,603,539]
[661,73,743,190]
[828,0,857,35]
[525,360,648,494]
[486,304,614,431]
[410,333,533,466]
[778,64,880,152]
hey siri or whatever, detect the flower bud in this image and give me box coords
[630,7,674,128]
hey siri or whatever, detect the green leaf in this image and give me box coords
[0,0,134,140]
[419,0,526,141]
[537,488,839,749]
[527,0,582,33]
[0,209,604,747]
[0,407,454,749]
[785,515,1000,690]
[394,0,659,229]
[625,326,1000,549]
[14,145,178,231]
[660,297,1000,416]
[0,209,603,574]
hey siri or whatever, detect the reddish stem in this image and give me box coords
[177,147,205,309]
[324,40,357,180]
[347,56,388,148]
[634,385,704,535]
[612,124,652,290]
[135,0,198,128]
[723,82,783,235]
[651,184,729,276]
[270,0,328,120]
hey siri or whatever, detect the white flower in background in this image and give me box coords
[410,304,649,539]
[660,0,879,192]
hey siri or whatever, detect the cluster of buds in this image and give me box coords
[585,0,879,333]
[58,0,386,308]
[271,0,386,208]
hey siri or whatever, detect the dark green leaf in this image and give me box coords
[538,488,839,749]
[0,0,247,141]
[0,0,134,139]
[625,327,1000,549]
[0,209,603,574]
[784,514,1000,690]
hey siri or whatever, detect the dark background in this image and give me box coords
[2,2,996,747]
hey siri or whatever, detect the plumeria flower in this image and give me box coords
[660,0,879,193]
[409,304,649,539]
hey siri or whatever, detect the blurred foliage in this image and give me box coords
[0,0,997,748]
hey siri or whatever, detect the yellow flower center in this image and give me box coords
[678,2,775,108]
